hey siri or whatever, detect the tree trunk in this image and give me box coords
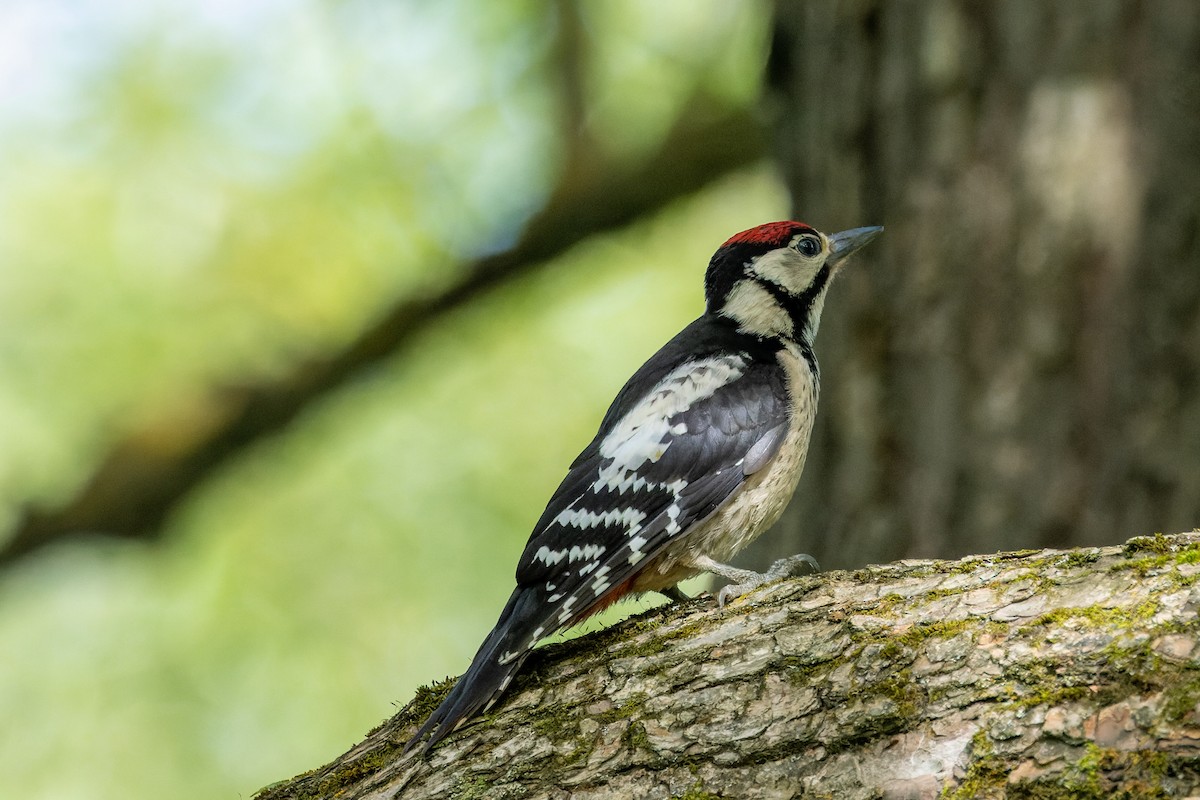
[255,531,1200,799]
[756,0,1200,573]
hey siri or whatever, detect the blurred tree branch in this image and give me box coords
[551,0,590,162]
[2,98,767,569]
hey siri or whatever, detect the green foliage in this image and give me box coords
[0,3,782,799]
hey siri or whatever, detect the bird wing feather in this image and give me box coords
[407,320,790,752]
[513,351,790,632]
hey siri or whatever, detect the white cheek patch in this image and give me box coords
[750,248,820,295]
[721,280,793,338]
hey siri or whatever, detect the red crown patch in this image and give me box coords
[721,220,814,249]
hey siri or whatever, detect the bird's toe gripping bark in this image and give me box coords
[705,556,820,606]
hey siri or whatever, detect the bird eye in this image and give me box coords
[795,235,821,257]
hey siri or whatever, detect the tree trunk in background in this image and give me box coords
[753,0,1200,572]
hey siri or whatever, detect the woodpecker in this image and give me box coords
[406,220,882,753]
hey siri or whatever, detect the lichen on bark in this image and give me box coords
[255,531,1200,800]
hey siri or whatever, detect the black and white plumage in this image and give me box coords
[406,220,882,753]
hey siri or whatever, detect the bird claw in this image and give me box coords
[765,552,821,580]
[716,553,821,608]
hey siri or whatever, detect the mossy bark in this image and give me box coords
[256,531,1200,800]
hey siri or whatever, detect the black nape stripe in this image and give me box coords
[751,265,831,344]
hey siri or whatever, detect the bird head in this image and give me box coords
[704,221,882,342]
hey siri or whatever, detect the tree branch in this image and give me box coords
[257,532,1200,799]
[3,100,767,568]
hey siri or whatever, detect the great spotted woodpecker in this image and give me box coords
[406,220,882,753]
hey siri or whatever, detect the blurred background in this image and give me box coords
[0,1,1197,797]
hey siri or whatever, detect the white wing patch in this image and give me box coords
[534,545,567,566]
[554,507,646,533]
[589,565,613,596]
[535,541,610,566]
[597,472,651,494]
[539,354,752,627]
[597,354,746,478]
[571,543,606,561]
[587,355,748,576]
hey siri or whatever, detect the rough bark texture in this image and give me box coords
[256,531,1200,799]
[756,0,1200,573]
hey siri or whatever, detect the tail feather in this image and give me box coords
[404,588,542,754]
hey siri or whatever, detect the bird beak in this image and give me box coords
[826,226,883,268]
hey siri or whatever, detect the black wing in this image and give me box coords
[407,317,790,752]
[513,351,788,602]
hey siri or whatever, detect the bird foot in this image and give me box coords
[715,553,821,608]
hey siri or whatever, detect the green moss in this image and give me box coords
[1023,746,1174,799]
[253,730,414,800]
[262,534,1200,800]
[981,620,1010,637]
[778,656,826,686]
[1124,533,1173,555]
[996,651,1148,716]
[328,746,405,792]
[943,733,1185,800]
[622,720,652,752]
[1114,535,1200,585]
[528,700,581,741]
[1022,600,1160,635]
[830,667,924,751]
[670,780,724,800]
[1017,683,1092,710]
[941,732,1006,800]
[1064,742,1109,795]
[525,692,650,768]
[450,776,492,800]
[870,592,907,616]
[999,627,1200,729]
[1176,547,1200,565]
[617,637,672,661]
[894,618,971,647]
[391,675,457,731]
[863,616,975,664]
[877,668,922,713]
[1161,671,1200,722]
[591,694,648,725]
[1061,550,1101,568]
[663,617,713,642]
